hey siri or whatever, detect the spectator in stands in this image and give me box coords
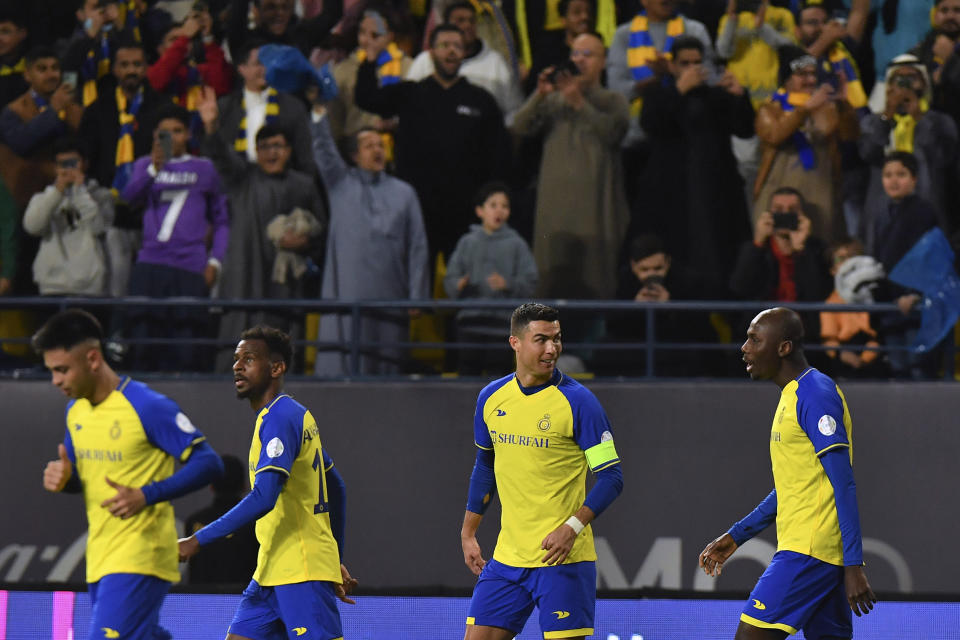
[796,0,870,111]
[606,0,717,148]
[920,0,960,130]
[867,0,938,110]
[328,8,410,143]
[717,0,796,108]
[210,39,315,175]
[184,454,259,585]
[406,2,521,121]
[122,105,229,371]
[0,8,29,109]
[62,0,138,107]
[0,177,14,296]
[598,233,721,377]
[147,5,233,124]
[198,87,326,373]
[636,35,753,289]
[310,102,429,376]
[0,46,83,209]
[443,181,537,375]
[820,238,885,379]
[858,55,957,250]
[525,0,594,95]
[730,186,831,303]
[871,151,942,378]
[22,137,113,297]
[513,31,628,299]
[355,22,509,265]
[79,38,170,196]
[420,0,520,81]
[754,45,858,243]
[226,0,343,57]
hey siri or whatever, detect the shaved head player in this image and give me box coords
[699,307,876,640]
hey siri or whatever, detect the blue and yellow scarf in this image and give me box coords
[0,57,24,77]
[357,42,405,85]
[771,88,815,170]
[826,42,867,110]
[81,36,112,107]
[112,86,143,192]
[235,86,280,154]
[627,12,684,82]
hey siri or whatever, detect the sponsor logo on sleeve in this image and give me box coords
[266,437,284,458]
[818,415,837,436]
[600,430,613,442]
[176,412,197,434]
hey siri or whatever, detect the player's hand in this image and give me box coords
[541,523,578,565]
[844,566,877,616]
[699,533,738,577]
[335,564,358,604]
[43,443,73,492]
[101,476,147,519]
[178,535,200,561]
[462,535,486,576]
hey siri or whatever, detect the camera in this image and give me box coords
[641,275,665,289]
[158,130,173,160]
[772,211,799,231]
[548,59,580,84]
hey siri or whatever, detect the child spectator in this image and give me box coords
[22,137,113,297]
[444,181,537,375]
[820,238,886,378]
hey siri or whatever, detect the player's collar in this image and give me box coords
[515,368,562,395]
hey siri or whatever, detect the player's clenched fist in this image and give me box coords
[43,443,73,492]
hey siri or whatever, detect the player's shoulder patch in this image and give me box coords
[817,415,837,436]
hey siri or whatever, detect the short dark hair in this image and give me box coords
[558,0,594,18]
[670,35,704,58]
[443,0,476,22]
[628,234,668,262]
[770,186,807,211]
[240,325,293,369]
[510,303,559,336]
[777,44,814,86]
[255,123,291,145]
[341,126,379,161]
[429,23,463,48]
[154,104,191,129]
[52,136,86,158]
[235,38,267,67]
[113,34,145,56]
[473,181,510,208]
[0,8,29,29]
[32,309,104,354]
[884,150,919,177]
[24,46,59,66]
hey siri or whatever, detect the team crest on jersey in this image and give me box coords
[176,412,197,434]
[818,415,837,436]
[266,437,284,458]
[109,422,121,439]
[537,414,551,432]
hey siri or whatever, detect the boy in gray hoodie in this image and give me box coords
[444,182,538,374]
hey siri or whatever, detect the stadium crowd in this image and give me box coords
[0,0,959,379]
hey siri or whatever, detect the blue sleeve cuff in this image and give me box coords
[728,490,777,546]
[583,464,623,517]
[141,441,224,505]
[194,470,286,546]
[326,464,346,561]
[466,448,496,514]
[820,448,864,566]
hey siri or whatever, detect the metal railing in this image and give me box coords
[0,296,951,380]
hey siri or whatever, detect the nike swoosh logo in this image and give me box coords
[553,610,570,619]
[753,599,766,610]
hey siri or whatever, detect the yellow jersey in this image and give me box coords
[63,376,206,583]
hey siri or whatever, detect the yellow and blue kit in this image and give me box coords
[465,370,623,638]
[194,394,346,640]
[61,376,222,640]
[729,367,863,638]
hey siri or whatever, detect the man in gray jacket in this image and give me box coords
[22,137,113,296]
[310,103,429,376]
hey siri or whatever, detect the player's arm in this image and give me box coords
[819,448,876,615]
[179,469,287,560]
[699,488,777,576]
[323,450,347,559]
[542,390,624,565]
[462,390,498,576]
[139,441,224,506]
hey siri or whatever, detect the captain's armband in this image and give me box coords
[584,438,620,472]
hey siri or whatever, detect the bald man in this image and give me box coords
[698,308,876,640]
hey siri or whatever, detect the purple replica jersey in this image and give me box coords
[123,155,230,274]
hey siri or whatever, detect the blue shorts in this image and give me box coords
[88,573,171,640]
[467,559,595,639]
[741,550,852,639]
[228,579,343,640]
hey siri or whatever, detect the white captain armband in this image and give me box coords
[565,515,585,535]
